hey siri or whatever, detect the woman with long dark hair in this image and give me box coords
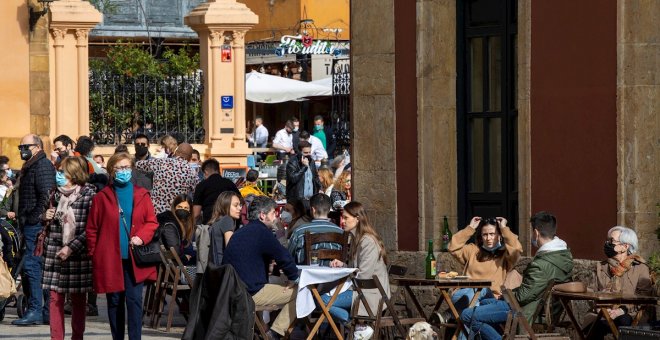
[207,191,242,266]
[158,194,194,263]
[328,201,389,338]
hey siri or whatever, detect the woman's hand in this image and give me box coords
[44,208,56,221]
[497,217,508,228]
[330,259,344,268]
[608,308,625,319]
[468,216,481,229]
[56,246,73,261]
[130,236,143,246]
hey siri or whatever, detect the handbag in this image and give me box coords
[116,196,162,268]
[34,191,55,257]
[0,258,16,299]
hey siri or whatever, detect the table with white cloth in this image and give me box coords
[296,265,358,340]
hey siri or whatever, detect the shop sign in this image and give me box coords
[221,96,233,109]
[277,34,340,56]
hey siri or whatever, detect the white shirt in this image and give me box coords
[250,125,269,147]
[273,128,293,150]
[308,135,328,161]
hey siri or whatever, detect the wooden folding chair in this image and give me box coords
[152,245,195,332]
[500,286,568,340]
[142,247,170,323]
[303,231,349,265]
[348,274,423,340]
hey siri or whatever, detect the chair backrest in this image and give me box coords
[303,231,349,265]
[247,155,256,168]
[159,245,194,288]
[531,280,556,329]
[387,264,407,276]
[264,155,276,165]
[501,286,538,340]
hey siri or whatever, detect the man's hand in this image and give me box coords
[301,157,309,167]
[468,216,481,229]
[284,281,296,292]
[130,236,143,246]
[56,246,73,261]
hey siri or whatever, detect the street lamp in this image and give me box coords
[29,0,56,32]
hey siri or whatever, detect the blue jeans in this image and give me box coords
[21,223,45,315]
[460,298,511,340]
[319,289,353,323]
[106,260,144,340]
[452,288,494,312]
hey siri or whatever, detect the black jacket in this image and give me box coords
[157,210,183,258]
[285,153,321,203]
[131,169,153,192]
[323,125,336,158]
[183,264,255,340]
[18,151,56,227]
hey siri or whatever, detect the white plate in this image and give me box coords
[452,276,470,280]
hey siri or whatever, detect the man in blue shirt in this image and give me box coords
[223,196,299,339]
[288,193,343,264]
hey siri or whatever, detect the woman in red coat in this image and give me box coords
[86,152,158,340]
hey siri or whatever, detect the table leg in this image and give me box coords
[558,297,585,340]
[600,307,619,339]
[307,279,347,340]
[404,285,429,320]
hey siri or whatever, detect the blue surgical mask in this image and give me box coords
[481,241,502,253]
[190,163,200,171]
[531,237,538,248]
[114,169,132,185]
[5,169,12,178]
[55,171,68,187]
[314,124,323,131]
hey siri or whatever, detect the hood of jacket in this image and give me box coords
[537,237,568,253]
[534,247,574,277]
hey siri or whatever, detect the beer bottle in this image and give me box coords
[425,239,437,279]
[441,216,452,252]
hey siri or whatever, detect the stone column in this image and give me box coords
[51,28,66,137]
[48,0,101,140]
[185,0,258,165]
[75,29,90,136]
[232,30,247,144]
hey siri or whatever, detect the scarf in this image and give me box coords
[303,165,313,199]
[607,254,644,277]
[57,185,81,244]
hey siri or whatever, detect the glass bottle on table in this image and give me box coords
[441,216,452,252]
[425,239,437,279]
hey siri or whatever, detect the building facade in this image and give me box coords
[351,0,658,259]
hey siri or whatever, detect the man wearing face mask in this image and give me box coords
[287,193,343,265]
[446,216,523,323]
[312,115,336,159]
[582,226,652,339]
[285,141,321,208]
[51,135,75,165]
[461,211,574,340]
[13,134,56,325]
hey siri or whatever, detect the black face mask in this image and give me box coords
[135,144,149,158]
[175,209,190,221]
[603,241,619,258]
[19,148,32,161]
[58,149,69,159]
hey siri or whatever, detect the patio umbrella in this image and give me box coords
[245,71,332,103]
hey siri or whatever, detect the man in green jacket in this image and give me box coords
[460,211,574,340]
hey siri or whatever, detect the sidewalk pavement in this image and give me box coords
[0,296,186,339]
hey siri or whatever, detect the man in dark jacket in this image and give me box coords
[13,134,56,325]
[285,141,321,207]
[223,196,299,339]
[460,211,574,340]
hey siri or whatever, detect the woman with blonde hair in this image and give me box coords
[157,135,178,158]
[330,171,351,208]
[317,168,334,196]
[328,201,388,338]
[42,156,96,340]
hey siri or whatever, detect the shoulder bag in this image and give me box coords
[34,191,55,257]
[116,191,162,268]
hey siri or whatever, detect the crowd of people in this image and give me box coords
[0,131,654,340]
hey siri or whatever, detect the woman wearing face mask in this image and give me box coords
[86,152,159,340]
[41,157,96,340]
[446,217,523,320]
[583,226,653,339]
[207,191,242,266]
[158,194,194,264]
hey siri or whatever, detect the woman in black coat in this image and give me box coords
[157,194,194,264]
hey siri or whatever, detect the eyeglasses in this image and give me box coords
[113,166,131,171]
[606,237,622,245]
[18,144,37,150]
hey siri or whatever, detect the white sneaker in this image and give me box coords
[354,325,374,340]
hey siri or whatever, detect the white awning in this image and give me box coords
[245,71,332,103]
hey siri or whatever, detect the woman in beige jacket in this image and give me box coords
[585,226,653,339]
[448,216,523,313]
[329,201,389,338]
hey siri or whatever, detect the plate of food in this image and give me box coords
[437,271,459,279]
[451,275,471,280]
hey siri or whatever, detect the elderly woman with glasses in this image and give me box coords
[446,217,523,320]
[86,152,159,340]
[584,226,653,339]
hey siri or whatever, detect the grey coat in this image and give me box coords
[350,233,390,316]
